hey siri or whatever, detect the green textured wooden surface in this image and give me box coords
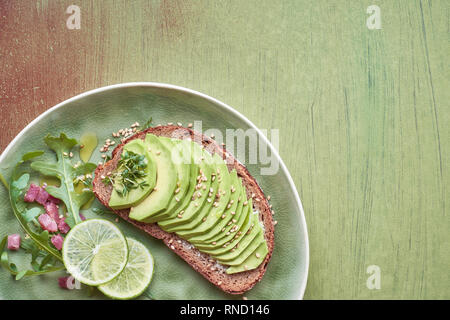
[0,0,448,299]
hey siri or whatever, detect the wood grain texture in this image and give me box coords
[0,0,448,299]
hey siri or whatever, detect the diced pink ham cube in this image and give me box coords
[47,194,61,204]
[44,202,60,223]
[35,188,49,205]
[58,276,73,289]
[24,184,40,202]
[79,213,86,221]
[7,234,21,250]
[51,234,64,250]
[57,218,71,234]
[38,214,58,233]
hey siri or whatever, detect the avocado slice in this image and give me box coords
[157,141,202,229]
[226,242,269,274]
[108,139,157,209]
[188,172,241,244]
[195,185,248,249]
[128,134,177,221]
[216,228,265,266]
[212,209,263,264]
[175,153,232,238]
[196,198,253,256]
[193,193,250,253]
[158,144,214,231]
[143,138,191,223]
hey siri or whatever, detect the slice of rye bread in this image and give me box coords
[92,125,274,294]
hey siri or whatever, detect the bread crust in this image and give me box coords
[92,125,274,294]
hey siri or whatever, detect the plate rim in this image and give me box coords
[0,82,309,299]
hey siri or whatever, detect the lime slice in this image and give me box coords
[62,219,129,286]
[97,238,154,300]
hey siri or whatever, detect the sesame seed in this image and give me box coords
[175,197,180,202]
[168,122,173,125]
[218,281,222,285]
[63,152,68,156]
[188,123,193,128]
[174,188,180,194]
[231,211,236,215]
[207,198,212,203]
[267,195,271,201]
[202,217,206,222]
[226,232,230,236]
[210,267,216,271]
[177,122,182,126]
[232,219,237,223]
[221,214,226,219]
[100,175,105,179]
[177,240,181,243]
[243,201,248,206]
[69,152,73,158]
[170,245,175,250]
[156,151,161,155]
[169,239,173,244]
[210,133,215,139]
[256,253,261,258]
[177,214,183,219]
[212,242,216,245]
[274,220,278,225]
[271,210,275,215]
[244,265,249,270]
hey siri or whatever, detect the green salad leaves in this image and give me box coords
[0,133,97,280]
[30,134,96,227]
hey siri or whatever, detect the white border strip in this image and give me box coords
[0,82,309,299]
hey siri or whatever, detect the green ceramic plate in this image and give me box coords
[0,83,308,300]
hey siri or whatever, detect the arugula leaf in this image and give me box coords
[91,207,114,216]
[9,170,62,261]
[30,133,96,227]
[0,172,8,190]
[0,236,64,280]
[22,207,41,222]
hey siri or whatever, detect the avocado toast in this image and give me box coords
[92,125,275,294]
